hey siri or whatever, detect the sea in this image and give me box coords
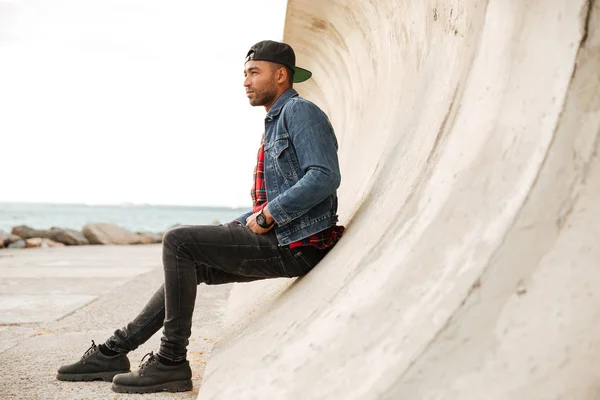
[0,202,250,234]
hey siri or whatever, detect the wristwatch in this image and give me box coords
[256,209,275,228]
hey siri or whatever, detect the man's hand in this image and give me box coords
[246,207,275,234]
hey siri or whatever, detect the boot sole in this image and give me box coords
[56,370,130,382]
[111,379,193,393]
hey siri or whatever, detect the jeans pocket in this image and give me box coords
[238,256,290,278]
[291,247,327,275]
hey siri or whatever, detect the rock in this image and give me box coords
[3,232,23,247]
[25,238,44,248]
[0,230,6,248]
[137,232,163,244]
[42,238,66,248]
[8,239,26,249]
[82,223,145,245]
[10,226,89,246]
[24,238,64,248]
[137,235,153,245]
[11,225,52,240]
[48,227,89,246]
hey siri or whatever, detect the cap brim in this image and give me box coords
[293,66,312,83]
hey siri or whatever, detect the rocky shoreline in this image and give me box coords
[0,223,168,249]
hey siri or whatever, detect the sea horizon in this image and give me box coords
[0,200,250,209]
[0,201,251,234]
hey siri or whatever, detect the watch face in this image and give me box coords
[257,212,266,226]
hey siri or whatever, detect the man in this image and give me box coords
[56,40,344,394]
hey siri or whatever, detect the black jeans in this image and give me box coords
[104,222,330,362]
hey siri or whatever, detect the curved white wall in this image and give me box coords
[199,1,600,398]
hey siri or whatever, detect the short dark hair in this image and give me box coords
[272,63,294,86]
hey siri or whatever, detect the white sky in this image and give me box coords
[0,0,287,208]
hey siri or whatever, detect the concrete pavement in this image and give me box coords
[0,244,232,399]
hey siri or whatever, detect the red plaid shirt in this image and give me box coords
[251,134,344,249]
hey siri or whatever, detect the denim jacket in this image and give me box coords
[235,88,342,245]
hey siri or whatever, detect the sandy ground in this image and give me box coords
[0,244,232,400]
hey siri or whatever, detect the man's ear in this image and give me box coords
[277,67,287,84]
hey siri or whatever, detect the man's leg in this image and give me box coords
[103,285,165,355]
[158,222,317,362]
[103,270,259,355]
[57,224,271,383]
[110,222,328,393]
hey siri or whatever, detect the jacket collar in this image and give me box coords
[266,88,298,119]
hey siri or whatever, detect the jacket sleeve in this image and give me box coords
[267,101,341,226]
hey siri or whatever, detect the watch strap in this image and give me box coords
[257,210,275,228]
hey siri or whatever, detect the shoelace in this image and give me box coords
[139,351,158,371]
[81,340,97,360]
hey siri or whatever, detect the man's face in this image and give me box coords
[243,60,277,107]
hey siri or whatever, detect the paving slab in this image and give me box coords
[0,245,161,324]
[0,294,96,324]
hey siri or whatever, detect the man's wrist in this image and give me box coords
[262,206,274,225]
[256,207,275,228]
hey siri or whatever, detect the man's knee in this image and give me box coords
[162,227,182,249]
[162,225,221,257]
[162,225,197,249]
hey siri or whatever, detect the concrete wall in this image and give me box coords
[199,0,600,398]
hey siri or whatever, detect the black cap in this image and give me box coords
[245,40,312,83]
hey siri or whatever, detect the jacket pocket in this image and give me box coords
[266,138,288,157]
[266,138,296,180]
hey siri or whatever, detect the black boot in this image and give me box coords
[111,352,192,393]
[57,340,130,382]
